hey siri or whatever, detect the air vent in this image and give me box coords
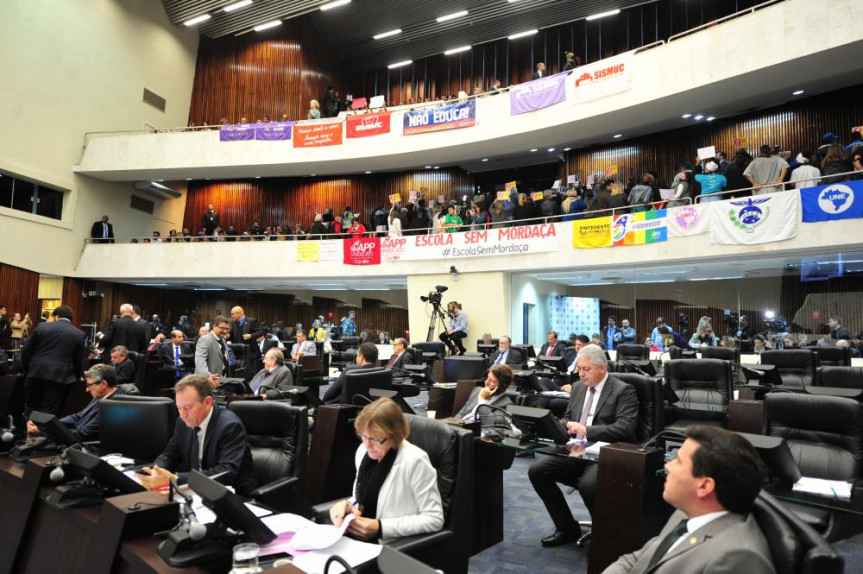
[142,88,166,112]
[130,194,155,214]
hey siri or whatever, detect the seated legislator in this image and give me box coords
[487,336,523,366]
[529,344,639,547]
[454,364,513,424]
[329,397,444,542]
[384,338,411,370]
[290,328,318,363]
[136,375,257,494]
[324,342,379,404]
[26,364,123,442]
[539,335,588,392]
[110,345,136,385]
[603,426,774,574]
[248,348,294,398]
[539,330,567,358]
[157,329,192,374]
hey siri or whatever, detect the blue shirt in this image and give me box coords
[694,173,727,196]
[450,312,468,335]
[341,318,357,336]
[619,327,636,344]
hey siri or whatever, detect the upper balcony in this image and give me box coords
[75,0,863,183]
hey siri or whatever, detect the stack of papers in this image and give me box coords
[793,476,852,500]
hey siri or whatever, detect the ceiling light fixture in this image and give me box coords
[320,0,351,11]
[437,10,468,23]
[373,28,402,40]
[563,147,571,151]
[223,0,253,13]
[681,113,692,118]
[706,116,716,121]
[547,147,555,152]
[694,114,704,120]
[529,148,538,152]
[792,90,805,96]
[387,59,412,69]
[481,158,489,162]
[183,14,211,26]
[508,29,538,40]
[254,20,281,31]
[613,134,622,138]
[444,45,471,55]
[586,9,620,21]
[365,170,372,174]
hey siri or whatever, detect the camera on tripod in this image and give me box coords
[420,285,448,305]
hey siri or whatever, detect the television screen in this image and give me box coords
[443,357,487,382]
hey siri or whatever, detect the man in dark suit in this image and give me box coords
[27,364,124,441]
[323,342,379,404]
[529,344,639,547]
[158,330,192,370]
[230,306,266,368]
[384,337,412,370]
[137,375,257,495]
[488,335,523,367]
[532,62,547,80]
[603,426,774,574]
[90,215,114,244]
[538,330,566,358]
[248,348,294,398]
[100,303,149,355]
[109,345,137,386]
[202,203,220,235]
[21,305,88,418]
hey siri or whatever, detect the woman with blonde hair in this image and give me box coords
[307,99,321,120]
[329,398,444,542]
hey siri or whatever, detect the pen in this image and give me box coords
[830,487,838,501]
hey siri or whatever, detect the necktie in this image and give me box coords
[190,426,202,470]
[251,370,269,394]
[577,388,596,438]
[174,346,181,379]
[547,345,554,357]
[494,352,505,365]
[103,223,108,238]
[386,354,398,369]
[218,339,229,375]
[646,519,689,570]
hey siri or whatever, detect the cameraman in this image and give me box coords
[440,301,468,356]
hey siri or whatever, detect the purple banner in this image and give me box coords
[254,121,294,141]
[509,72,568,115]
[219,123,255,141]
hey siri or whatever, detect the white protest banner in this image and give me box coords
[572,51,634,104]
[667,204,710,237]
[708,192,798,245]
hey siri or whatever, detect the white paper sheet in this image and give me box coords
[244,502,272,518]
[261,513,317,535]
[291,515,355,551]
[291,537,383,574]
[793,476,852,500]
[697,145,716,160]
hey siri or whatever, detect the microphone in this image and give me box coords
[169,477,207,542]
[2,415,15,443]
[639,429,687,453]
[49,444,84,483]
[615,358,655,377]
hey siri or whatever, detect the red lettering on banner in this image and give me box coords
[346,112,392,138]
[343,237,381,265]
[414,234,453,247]
[497,223,556,241]
[464,231,488,244]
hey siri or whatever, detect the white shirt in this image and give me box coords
[666,510,729,554]
[584,373,609,428]
[196,406,215,465]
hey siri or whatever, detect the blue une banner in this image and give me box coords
[801,180,863,222]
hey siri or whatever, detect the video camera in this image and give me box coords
[420,285,448,305]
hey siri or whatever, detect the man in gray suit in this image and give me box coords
[248,348,294,398]
[195,315,231,386]
[603,426,774,573]
[529,344,639,547]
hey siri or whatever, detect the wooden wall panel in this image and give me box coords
[188,19,352,125]
[0,263,41,336]
[565,85,863,187]
[182,168,474,234]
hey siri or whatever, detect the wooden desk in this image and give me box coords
[119,537,304,573]
[0,456,51,574]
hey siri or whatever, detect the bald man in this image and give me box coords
[230,306,266,366]
[99,303,149,355]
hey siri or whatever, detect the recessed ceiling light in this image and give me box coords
[437,10,468,23]
[254,20,281,31]
[681,113,692,118]
[444,45,471,55]
[310,173,316,176]
[424,165,432,169]
[613,134,622,138]
[481,158,489,162]
[365,170,372,174]
[186,178,192,181]
[586,9,620,21]
[547,147,556,152]
[433,166,440,169]
[508,29,538,40]
[792,90,805,96]
[706,116,716,121]
[694,114,704,120]
[255,176,261,179]
[563,147,571,151]
[373,28,402,40]
[223,0,253,13]
[530,148,538,152]
[183,14,211,26]
[320,0,351,11]
[388,60,412,69]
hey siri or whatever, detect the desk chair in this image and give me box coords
[806,345,852,367]
[228,401,308,514]
[761,350,818,388]
[765,392,863,542]
[816,366,863,389]
[99,395,175,461]
[664,359,732,430]
[616,344,650,361]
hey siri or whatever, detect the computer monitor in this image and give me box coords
[341,367,393,405]
[29,410,82,449]
[514,371,546,393]
[738,432,802,485]
[513,344,536,359]
[188,470,276,545]
[443,356,487,383]
[536,355,567,373]
[506,405,570,445]
[66,447,147,495]
[477,344,496,357]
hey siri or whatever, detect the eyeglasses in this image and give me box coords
[85,380,103,388]
[357,433,388,445]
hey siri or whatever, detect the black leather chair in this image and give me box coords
[228,343,250,378]
[667,345,684,360]
[284,360,303,387]
[806,345,852,367]
[752,490,844,574]
[123,350,148,391]
[664,359,732,429]
[99,395,175,461]
[701,345,740,364]
[616,344,650,361]
[612,372,665,443]
[341,367,393,405]
[413,342,446,364]
[817,366,863,389]
[765,392,863,542]
[228,401,308,514]
[761,350,818,388]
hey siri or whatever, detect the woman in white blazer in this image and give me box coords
[330,398,444,542]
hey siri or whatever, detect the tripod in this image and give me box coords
[426,302,450,342]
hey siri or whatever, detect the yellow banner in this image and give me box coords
[573,216,612,248]
[389,193,401,204]
[296,241,320,262]
[531,192,543,201]
[505,181,517,192]
[605,165,618,176]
